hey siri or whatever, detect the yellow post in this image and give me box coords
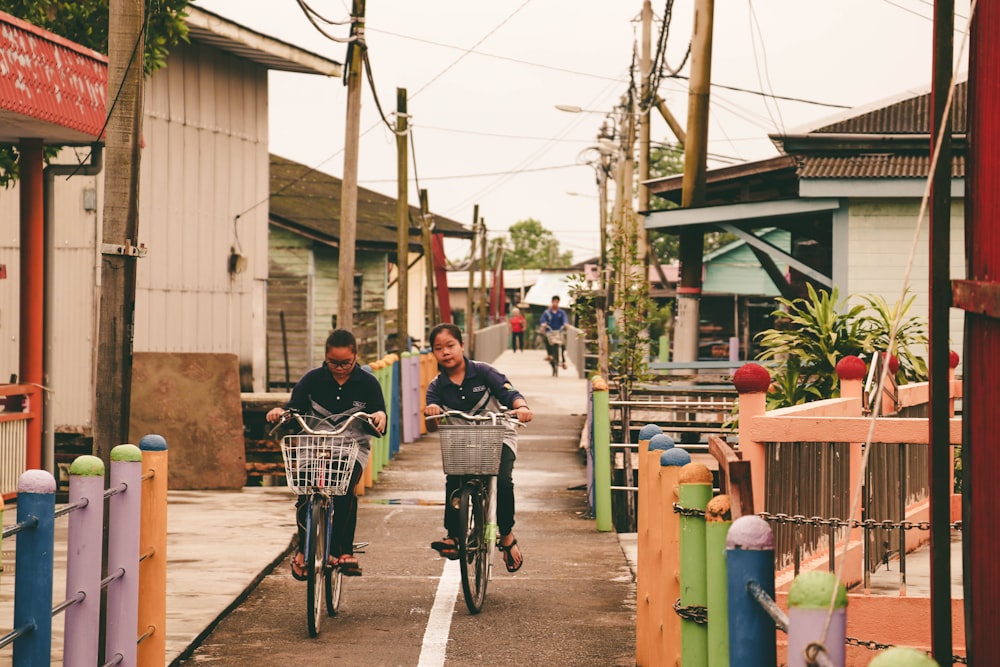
[659,464,683,667]
[636,445,660,666]
[137,435,168,667]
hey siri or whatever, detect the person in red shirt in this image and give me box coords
[509,307,526,352]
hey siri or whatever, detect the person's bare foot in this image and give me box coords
[498,534,523,572]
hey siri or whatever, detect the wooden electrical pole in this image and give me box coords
[637,0,652,260]
[94,0,145,464]
[337,0,366,331]
[467,205,478,354]
[478,218,488,327]
[673,0,714,363]
[396,88,409,351]
[420,189,437,329]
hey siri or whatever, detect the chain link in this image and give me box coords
[844,636,967,663]
[672,502,707,518]
[672,598,708,625]
[757,511,964,532]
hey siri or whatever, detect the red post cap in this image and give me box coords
[733,363,771,394]
[835,355,867,381]
[949,350,960,369]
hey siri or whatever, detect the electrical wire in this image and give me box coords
[295,0,357,42]
[747,0,786,135]
[361,162,581,184]
[665,74,851,109]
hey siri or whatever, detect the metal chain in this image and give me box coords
[672,598,708,625]
[757,511,964,532]
[844,637,966,664]
[672,502,706,518]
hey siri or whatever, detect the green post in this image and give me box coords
[706,495,732,667]
[592,384,612,532]
[659,334,670,363]
[679,464,713,667]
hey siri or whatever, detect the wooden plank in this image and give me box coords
[748,415,962,445]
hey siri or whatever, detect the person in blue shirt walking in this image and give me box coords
[539,295,569,369]
[424,323,532,573]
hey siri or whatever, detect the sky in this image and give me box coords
[190,0,972,264]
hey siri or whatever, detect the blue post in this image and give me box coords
[13,469,56,667]
[727,515,776,667]
[390,357,401,457]
[105,444,143,667]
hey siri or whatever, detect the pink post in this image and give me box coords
[837,355,867,586]
[734,364,770,513]
[64,456,106,667]
[105,445,143,667]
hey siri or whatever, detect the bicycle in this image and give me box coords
[426,409,523,614]
[272,409,379,637]
[544,328,565,376]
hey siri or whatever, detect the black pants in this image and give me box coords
[511,331,524,351]
[545,339,565,363]
[444,445,516,537]
[296,461,364,557]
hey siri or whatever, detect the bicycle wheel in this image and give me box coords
[306,497,326,637]
[326,560,343,616]
[458,483,490,613]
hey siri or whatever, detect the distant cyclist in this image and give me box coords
[539,295,568,370]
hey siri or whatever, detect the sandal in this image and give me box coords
[290,552,307,581]
[431,537,460,560]
[498,538,523,573]
[338,554,362,577]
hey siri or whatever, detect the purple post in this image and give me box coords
[13,469,56,667]
[105,445,142,666]
[63,455,106,667]
[787,571,847,667]
[403,353,420,443]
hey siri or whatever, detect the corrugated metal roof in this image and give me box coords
[799,154,965,179]
[811,81,967,135]
[269,153,472,249]
[0,10,107,143]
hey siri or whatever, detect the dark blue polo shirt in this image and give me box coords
[426,358,524,414]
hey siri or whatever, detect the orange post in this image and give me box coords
[137,435,168,667]
[19,139,44,470]
[733,364,770,513]
[658,464,682,666]
[636,443,656,666]
[837,356,866,587]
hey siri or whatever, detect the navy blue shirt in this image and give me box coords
[285,363,386,467]
[540,307,568,331]
[426,358,524,452]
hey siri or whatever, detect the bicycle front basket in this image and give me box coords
[545,330,565,345]
[438,424,506,475]
[280,434,360,495]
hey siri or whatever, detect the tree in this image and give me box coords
[0,0,190,187]
[499,218,573,269]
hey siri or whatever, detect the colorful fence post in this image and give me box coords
[105,444,143,667]
[64,456,106,667]
[787,571,847,667]
[868,647,940,666]
[138,434,169,667]
[401,352,420,443]
[706,495,733,667]
[590,376,611,532]
[658,442,690,666]
[733,364,771,513]
[13,469,56,666]
[727,514,776,667]
[679,463,713,667]
[380,357,392,467]
[390,354,401,457]
[635,425,661,667]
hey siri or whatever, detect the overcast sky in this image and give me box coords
[191,0,972,263]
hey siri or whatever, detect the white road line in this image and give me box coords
[417,560,459,667]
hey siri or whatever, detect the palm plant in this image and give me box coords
[858,291,929,383]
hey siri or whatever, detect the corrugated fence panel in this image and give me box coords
[0,419,27,495]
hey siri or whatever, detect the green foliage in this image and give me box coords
[0,0,190,187]
[607,209,652,389]
[755,284,930,409]
[647,301,673,342]
[498,218,573,269]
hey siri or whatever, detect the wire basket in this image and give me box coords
[545,330,565,346]
[280,434,360,496]
[438,424,507,475]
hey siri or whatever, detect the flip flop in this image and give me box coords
[338,555,362,577]
[290,553,308,581]
[431,538,460,560]
[498,538,523,573]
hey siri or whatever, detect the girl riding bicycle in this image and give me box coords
[424,323,531,573]
[266,329,386,579]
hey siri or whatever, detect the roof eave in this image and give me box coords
[186,6,342,76]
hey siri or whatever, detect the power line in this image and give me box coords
[666,74,851,108]
[361,163,581,184]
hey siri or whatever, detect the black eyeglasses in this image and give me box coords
[325,357,355,369]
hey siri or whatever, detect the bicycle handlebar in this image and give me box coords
[269,410,383,438]
[424,408,524,426]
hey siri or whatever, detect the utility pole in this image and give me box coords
[420,189,437,329]
[637,0,652,262]
[395,88,409,352]
[94,0,145,464]
[337,0,366,331]
[467,205,478,354]
[479,219,488,327]
[673,0,715,363]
